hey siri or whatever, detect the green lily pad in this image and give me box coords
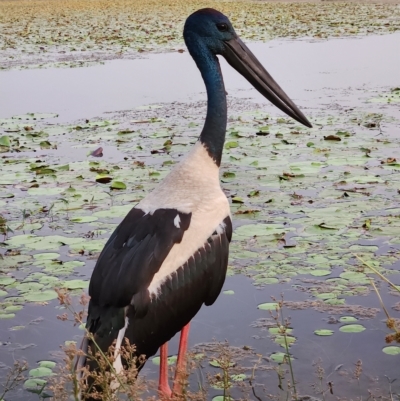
[38,361,56,369]
[24,290,58,302]
[70,216,98,223]
[209,359,235,368]
[33,253,60,261]
[151,355,177,366]
[15,282,44,293]
[62,279,89,290]
[314,329,334,336]
[13,112,58,120]
[5,305,23,312]
[382,346,400,355]
[110,181,127,190]
[23,378,47,390]
[258,302,279,311]
[0,136,11,147]
[339,316,358,323]
[270,352,293,363]
[269,327,293,335]
[0,313,16,319]
[275,335,296,347]
[339,324,366,333]
[340,271,367,282]
[232,374,247,381]
[310,270,331,277]
[29,367,53,377]
[0,277,16,286]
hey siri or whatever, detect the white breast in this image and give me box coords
[139,142,231,296]
[138,142,224,215]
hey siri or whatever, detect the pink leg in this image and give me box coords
[172,322,191,397]
[158,343,172,399]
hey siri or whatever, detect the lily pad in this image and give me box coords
[151,355,177,366]
[0,277,16,286]
[382,346,400,355]
[258,302,279,311]
[23,378,47,390]
[339,316,358,323]
[270,352,293,363]
[110,181,127,190]
[12,112,58,120]
[339,324,366,333]
[24,290,58,302]
[29,367,53,377]
[38,361,56,369]
[0,313,16,319]
[310,270,331,277]
[62,279,89,290]
[314,329,334,336]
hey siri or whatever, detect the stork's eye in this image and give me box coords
[216,23,228,32]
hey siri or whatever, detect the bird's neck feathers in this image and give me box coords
[186,36,227,167]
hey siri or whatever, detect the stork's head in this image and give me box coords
[184,8,312,128]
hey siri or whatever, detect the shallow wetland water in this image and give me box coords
[1,31,400,400]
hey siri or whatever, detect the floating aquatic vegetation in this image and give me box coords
[1,0,400,69]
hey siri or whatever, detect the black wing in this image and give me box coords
[124,215,233,360]
[86,207,191,338]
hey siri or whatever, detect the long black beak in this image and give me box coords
[223,37,312,128]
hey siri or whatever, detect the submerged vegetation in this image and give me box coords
[0,0,400,399]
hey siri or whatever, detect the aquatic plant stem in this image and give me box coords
[355,254,400,294]
[279,307,297,400]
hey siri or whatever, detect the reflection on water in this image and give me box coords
[1,33,400,122]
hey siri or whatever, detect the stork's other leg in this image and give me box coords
[172,322,191,396]
[158,342,172,399]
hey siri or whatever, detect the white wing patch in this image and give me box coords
[174,214,181,228]
[215,221,226,235]
[112,317,129,374]
[148,203,230,296]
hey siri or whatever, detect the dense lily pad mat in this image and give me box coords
[1,78,400,399]
[1,0,400,69]
[1,85,399,314]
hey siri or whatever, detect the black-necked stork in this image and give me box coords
[79,7,311,399]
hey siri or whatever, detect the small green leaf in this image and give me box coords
[339,316,358,323]
[382,346,400,355]
[0,136,11,147]
[151,355,177,366]
[29,367,53,377]
[24,378,47,390]
[270,352,293,363]
[339,324,366,333]
[314,329,334,336]
[38,361,56,369]
[258,302,279,311]
[110,181,127,190]
[225,141,238,149]
[24,290,58,302]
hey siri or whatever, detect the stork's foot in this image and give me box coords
[158,383,173,400]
